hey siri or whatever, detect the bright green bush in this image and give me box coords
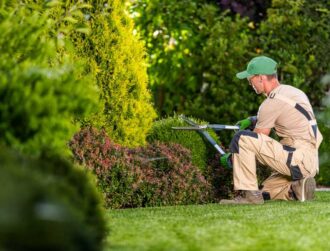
[0,1,99,157]
[51,0,157,147]
[147,116,222,170]
[0,147,106,251]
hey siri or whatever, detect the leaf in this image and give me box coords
[63,16,78,24]
[77,4,93,9]
[75,27,90,34]
[46,0,63,7]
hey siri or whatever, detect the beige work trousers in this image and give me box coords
[230,131,318,200]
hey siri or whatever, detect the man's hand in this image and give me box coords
[220,153,232,169]
[236,116,257,130]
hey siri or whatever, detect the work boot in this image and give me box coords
[219,190,264,205]
[291,177,316,202]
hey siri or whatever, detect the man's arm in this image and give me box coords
[254,127,271,136]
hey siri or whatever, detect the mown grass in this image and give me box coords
[106,192,330,251]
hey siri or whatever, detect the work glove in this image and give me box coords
[220,153,232,169]
[236,116,257,131]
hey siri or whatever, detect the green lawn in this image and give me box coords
[106,192,330,251]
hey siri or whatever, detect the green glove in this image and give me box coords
[220,153,232,169]
[236,116,257,130]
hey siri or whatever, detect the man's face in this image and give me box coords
[248,75,264,94]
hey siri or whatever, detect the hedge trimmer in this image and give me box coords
[172,115,239,155]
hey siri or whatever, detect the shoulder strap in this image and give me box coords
[269,93,318,138]
[270,92,323,174]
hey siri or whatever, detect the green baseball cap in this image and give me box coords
[236,56,277,79]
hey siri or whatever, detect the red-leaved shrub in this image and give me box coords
[69,127,212,208]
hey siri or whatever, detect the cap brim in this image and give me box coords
[236,71,251,79]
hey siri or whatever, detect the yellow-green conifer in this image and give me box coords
[68,0,157,147]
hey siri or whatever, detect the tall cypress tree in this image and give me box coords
[49,0,157,147]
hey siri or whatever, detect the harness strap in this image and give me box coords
[270,92,320,174]
[282,145,303,180]
[269,93,317,138]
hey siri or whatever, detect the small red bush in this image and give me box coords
[69,127,212,208]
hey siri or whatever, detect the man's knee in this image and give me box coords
[229,130,258,153]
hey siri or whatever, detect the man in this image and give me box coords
[220,56,323,204]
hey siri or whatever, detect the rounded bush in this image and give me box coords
[69,127,212,208]
[0,1,99,158]
[0,147,107,251]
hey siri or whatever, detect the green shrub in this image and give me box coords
[0,147,106,251]
[50,0,157,147]
[317,74,330,186]
[0,1,99,157]
[147,115,222,170]
[317,122,330,186]
[69,127,212,208]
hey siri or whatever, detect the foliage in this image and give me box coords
[185,8,256,123]
[317,73,330,186]
[205,153,233,200]
[69,127,212,208]
[46,0,157,147]
[146,116,269,200]
[132,0,329,124]
[131,0,205,115]
[0,147,106,251]
[214,0,271,23]
[0,1,99,157]
[131,0,260,123]
[147,115,222,170]
[256,0,330,106]
[318,123,330,186]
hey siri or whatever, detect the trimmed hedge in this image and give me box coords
[0,147,106,251]
[69,127,212,208]
[147,115,222,170]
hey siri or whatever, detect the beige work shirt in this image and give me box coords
[255,84,320,148]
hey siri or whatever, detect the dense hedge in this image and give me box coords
[69,127,212,208]
[147,116,222,170]
[0,147,106,251]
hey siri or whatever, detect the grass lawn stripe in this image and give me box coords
[106,192,330,251]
